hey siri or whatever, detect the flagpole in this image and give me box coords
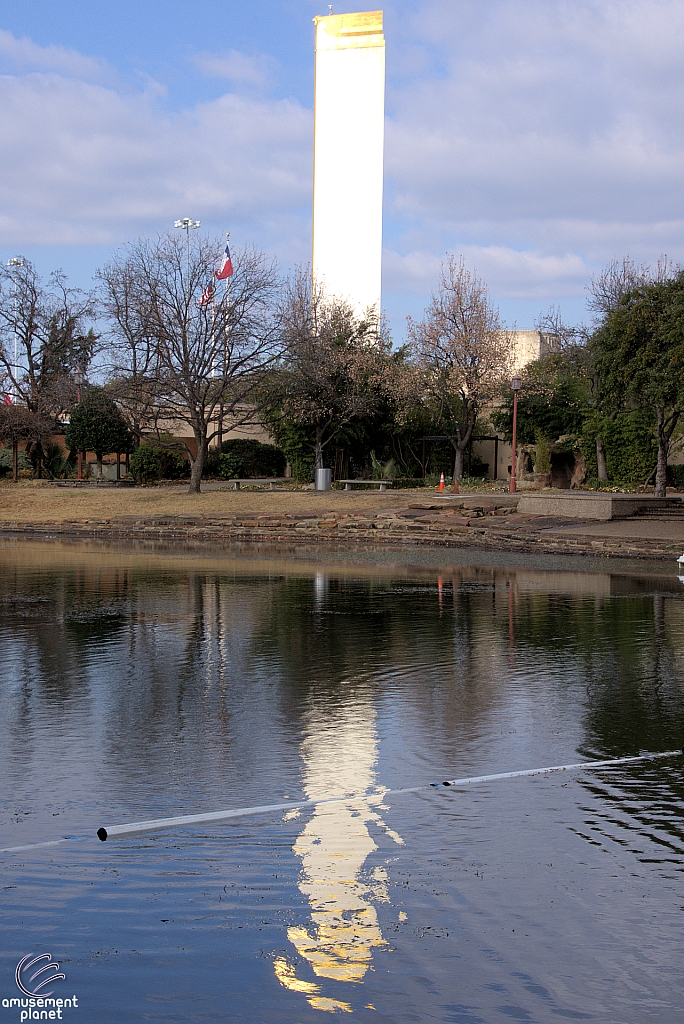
[218,232,230,451]
[211,290,215,378]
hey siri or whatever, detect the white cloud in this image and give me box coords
[383,245,589,303]
[385,0,684,280]
[0,67,311,248]
[3,5,684,323]
[0,29,110,81]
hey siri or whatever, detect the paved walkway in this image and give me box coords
[544,519,684,544]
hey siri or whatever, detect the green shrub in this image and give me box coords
[667,464,684,490]
[218,451,244,479]
[0,447,30,476]
[534,431,552,474]
[217,439,286,479]
[581,411,656,484]
[370,451,398,480]
[393,477,426,488]
[130,445,163,483]
[29,441,74,479]
[129,435,189,481]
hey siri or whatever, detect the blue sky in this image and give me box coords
[1,0,683,340]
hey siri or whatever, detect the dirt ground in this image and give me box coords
[0,480,457,523]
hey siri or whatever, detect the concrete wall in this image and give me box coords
[517,492,680,520]
[312,11,385,315]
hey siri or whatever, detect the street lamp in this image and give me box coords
[509,373,521,494]
[174,218,200,288]
[7,257,24,401]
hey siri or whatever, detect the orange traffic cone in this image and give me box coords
[438,472,445,492]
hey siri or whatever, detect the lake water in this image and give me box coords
[1,539,684,1023]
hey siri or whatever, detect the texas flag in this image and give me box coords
[215,243,234,281]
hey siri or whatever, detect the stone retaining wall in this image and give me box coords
[1,501,680,563]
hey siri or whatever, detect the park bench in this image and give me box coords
[225,478,288,490]
[338,479,392,492]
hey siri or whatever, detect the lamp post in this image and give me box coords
[174,218,200,291]
[7,257,24,401]
[509,373,521,494]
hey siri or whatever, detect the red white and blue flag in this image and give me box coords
[3,393,11,405]
[199,282,215,306]
[215,243,234,281]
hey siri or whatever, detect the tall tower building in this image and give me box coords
[312,11,385,315]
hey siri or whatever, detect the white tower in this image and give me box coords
[312,11,385,316]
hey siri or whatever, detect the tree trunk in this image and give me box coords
[314,428,324,471]
[12,442,18,483]
[655,408,668,498]
[96,453,103,479]
[452,445,464,487]
[188,434,207,494]
[596,435,608,481]
[116,453,120,480]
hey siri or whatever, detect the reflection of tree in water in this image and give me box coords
[98,570,281,797]
[506,583,684,755]
[0,560,130,781]
[0,563,129,702]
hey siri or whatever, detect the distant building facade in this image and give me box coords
[510,330,561,373]
[471,330,561,482]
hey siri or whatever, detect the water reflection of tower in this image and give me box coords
[274,657,402,1011]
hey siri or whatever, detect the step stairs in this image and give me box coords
[632,498,684,520]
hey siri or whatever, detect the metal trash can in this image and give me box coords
[315,468,332,491]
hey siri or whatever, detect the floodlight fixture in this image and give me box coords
[174,218,201,289]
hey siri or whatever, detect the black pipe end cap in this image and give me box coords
[97,828,108,842]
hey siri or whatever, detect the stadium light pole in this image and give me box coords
[75,368,84,480]
[174,218,200,292]
[7,257,24,401]
[509,374,521,494]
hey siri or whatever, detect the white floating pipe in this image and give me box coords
[95,749,683,842]
[1,749,680,854]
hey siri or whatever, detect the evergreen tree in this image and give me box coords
[65,387,133,478]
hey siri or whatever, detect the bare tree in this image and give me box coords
[535,304,588,350]
[408,256,513,486]
[266,269,391,472]
[98,257,159,447]
[588,256,673,321]
[100,233,280,493]
[0,259,97,419]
